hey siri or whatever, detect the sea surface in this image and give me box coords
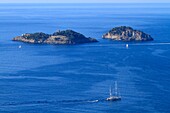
[0,3,170,113]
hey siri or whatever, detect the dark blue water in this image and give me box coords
[0,3,170,113]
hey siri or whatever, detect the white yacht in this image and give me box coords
[106,81,121,101]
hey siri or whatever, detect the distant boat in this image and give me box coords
[126,44,129,48]
[19,45,22,49]
[106,81,121,101]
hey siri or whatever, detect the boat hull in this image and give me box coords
[106,96,121,101]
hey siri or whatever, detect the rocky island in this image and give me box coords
[13,30,98,45]
[103,26,153,41]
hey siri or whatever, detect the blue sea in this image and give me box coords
[0,3,170,113]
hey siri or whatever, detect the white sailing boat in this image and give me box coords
[106,81,121,101]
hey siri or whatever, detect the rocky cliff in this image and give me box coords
[13,30,98,45]
[103,26,153,41]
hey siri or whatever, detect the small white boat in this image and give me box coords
[106,81,121,101]
[19,45,22,49]
[126,44,129,48]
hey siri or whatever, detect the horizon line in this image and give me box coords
[0,2,170,3]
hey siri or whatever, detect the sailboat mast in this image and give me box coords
[110,86,112,97]
[115,81,118,96]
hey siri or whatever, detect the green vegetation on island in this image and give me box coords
[13,30,98,45]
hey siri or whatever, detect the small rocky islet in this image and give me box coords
[102,26,154,41]
[12,30,98,45]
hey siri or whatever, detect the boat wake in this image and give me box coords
[1,99,102,107]
[86,100,99,103]
[81,42,170,47]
